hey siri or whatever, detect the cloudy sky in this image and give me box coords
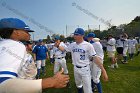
[0,0,140,40]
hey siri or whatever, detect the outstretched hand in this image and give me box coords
[52,68,70,88]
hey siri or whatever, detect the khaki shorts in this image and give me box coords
[108,51,115,57]
[0,78,42,93]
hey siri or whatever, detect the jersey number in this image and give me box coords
[80,55,85,60]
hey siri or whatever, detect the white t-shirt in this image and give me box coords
[0,39,26,78]
[107,38,116,51]
[65,41,96,66]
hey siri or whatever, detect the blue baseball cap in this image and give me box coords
[38,39,43,42]
[54,35,60,40]
[73,28,85,35]
[87,32,96,38]
[0,18,34,32]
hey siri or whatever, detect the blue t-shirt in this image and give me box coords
[32,45,48,60]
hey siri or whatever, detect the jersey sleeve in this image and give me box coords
[59,42,68,50]
[60,42,71,52]
[88,43,96,57]
[65,43,72,52]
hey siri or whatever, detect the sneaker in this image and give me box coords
[123,61,128,64]
[108,65,114,68]
[114,63,118,68]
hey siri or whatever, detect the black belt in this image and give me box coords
[56,57,64,59]
[75,65,87,68]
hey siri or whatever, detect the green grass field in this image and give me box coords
[42,54,140,93]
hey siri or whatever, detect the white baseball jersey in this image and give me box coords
[91,41,104,60]
[65,41,96,66]
[18,53,37,80]
[90,40,104,83]
[49,48,54,58]
[0,39,26,78]
[53,42,68,74]
[116,39,124,48]
[128,39,138,48]
[123,39,128,47]
[107,38,116,52]
[64,41,96,93]
[53,42,67,58]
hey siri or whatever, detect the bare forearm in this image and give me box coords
[93,56,108,81]
[94,57,104,71]
[42,77,55,89]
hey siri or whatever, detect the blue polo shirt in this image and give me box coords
[32,45,48,60]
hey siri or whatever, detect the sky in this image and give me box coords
[0,0,140,40]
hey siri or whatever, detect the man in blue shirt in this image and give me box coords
[33,39,49,79]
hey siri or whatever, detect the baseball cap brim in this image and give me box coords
[23,26,34,32]
[73,33,83,35]
[25,29,34,32]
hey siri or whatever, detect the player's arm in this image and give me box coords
[46,52,49,59]
[92,56,108,81]
[54,41,69,52]
[42,68,70,89]
[33,53,36,61]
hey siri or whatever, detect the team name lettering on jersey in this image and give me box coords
[72,48,85,53]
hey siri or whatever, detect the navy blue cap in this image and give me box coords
[38,39,43,42]
[54,35,60,40]
[87,32,96,38]
[0,18,34,32]
[74,28,85,35]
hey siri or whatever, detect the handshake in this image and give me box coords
[42,68,70,89]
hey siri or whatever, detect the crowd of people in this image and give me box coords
[0,17,140,93]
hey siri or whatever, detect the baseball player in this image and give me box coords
[53,36,68,75]
[0,18,69,93]
[128,36,138,60]
[32,39,49,79]
[116,35,124,62]
[87,33,104,93]
[122,33,129,63]
[57,28,108,93]
[18,41,37,80]
[49,47,55,64]
[107,34,118,68]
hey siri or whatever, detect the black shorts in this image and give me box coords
[116,47,123,54]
